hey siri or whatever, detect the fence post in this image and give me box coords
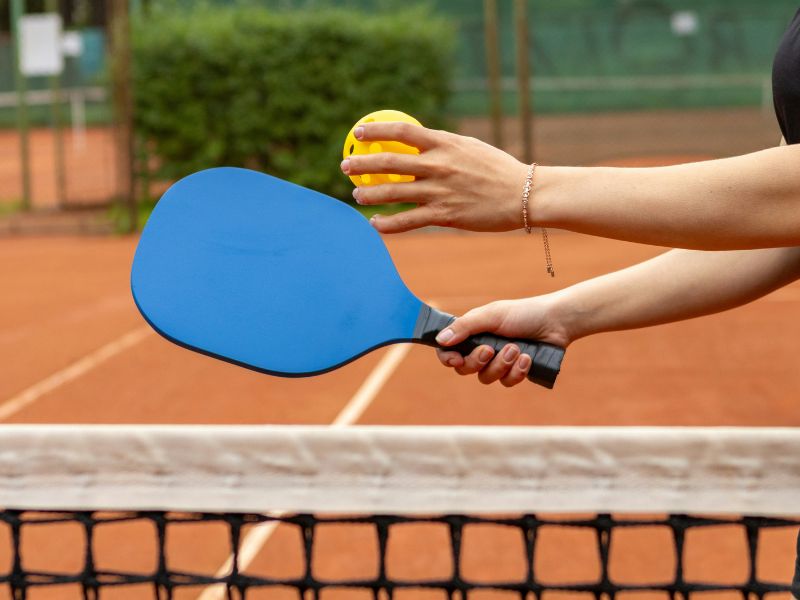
[514,0,533,164]
[483,0,503,149]
[46,0,66,208]
[10,0,32,211]
[109,0,137,232]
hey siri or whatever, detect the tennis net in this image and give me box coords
[0,425,798,600]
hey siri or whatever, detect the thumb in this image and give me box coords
[435,303,505,346]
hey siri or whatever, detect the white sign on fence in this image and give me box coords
[19,13,64,76]
[671,11,700,37]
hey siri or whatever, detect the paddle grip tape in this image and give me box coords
[413,305,565,389]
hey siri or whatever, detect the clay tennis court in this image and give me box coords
[4,225,800,427]
[2,229,799,598]
[1,108,798,597]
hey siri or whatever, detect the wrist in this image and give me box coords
[529,165,573,228]
[541,288,591,346]
[504,159,532,231]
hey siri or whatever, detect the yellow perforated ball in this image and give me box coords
[343,110,422,187]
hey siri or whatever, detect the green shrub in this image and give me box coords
[132,5,454,199]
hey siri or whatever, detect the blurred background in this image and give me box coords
[0,0,794,232]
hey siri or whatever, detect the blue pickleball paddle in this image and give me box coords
[130,168,564,388]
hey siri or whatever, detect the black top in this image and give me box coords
[774,9,800,594]
[795,532,799,598]
[773,8,800,143]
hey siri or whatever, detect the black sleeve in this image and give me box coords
[794,530,800,599]
[772,8,800,144]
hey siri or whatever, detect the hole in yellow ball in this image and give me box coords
[348,144,354,155]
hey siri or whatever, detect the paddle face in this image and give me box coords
[131,167,423,376]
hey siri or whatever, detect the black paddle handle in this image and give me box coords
[413,305,565,389]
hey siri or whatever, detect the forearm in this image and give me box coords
[535,145,800,249]
[552,246,800,342]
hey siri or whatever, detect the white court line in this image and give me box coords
[330,344,412,427]
[0,326,152,421]
[198,342,413,600]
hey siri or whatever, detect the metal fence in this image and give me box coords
[186,0,799,113]
[1,0,796,213]
[2,0,797,118]
[1,0,128,214]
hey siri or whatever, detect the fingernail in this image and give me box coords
[352,188,361,203]
[478,347,492,363]
[503,345,519,362]
[446,357,458,367]
[355,126,364,140]
[518,354,531,370]
[340,158,350,173]
[369,215,378,227]
[436,328,454,344]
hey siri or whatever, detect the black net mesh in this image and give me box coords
[1,510,798,600]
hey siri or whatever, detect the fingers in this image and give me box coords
[370,207,438,233]
[342,153,434,179]
[436,348,464,369]
[478,344,526,385]
[356,121,442,151]
[438,345,495,376]
[499,352,532,387]
[353,181,440,206]
[455,345,495,375]
[438,344,532,387]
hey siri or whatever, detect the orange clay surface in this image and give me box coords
[0,222,798,599]
[0,126,120,208]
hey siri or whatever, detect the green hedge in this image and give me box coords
[132,6,454,199]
